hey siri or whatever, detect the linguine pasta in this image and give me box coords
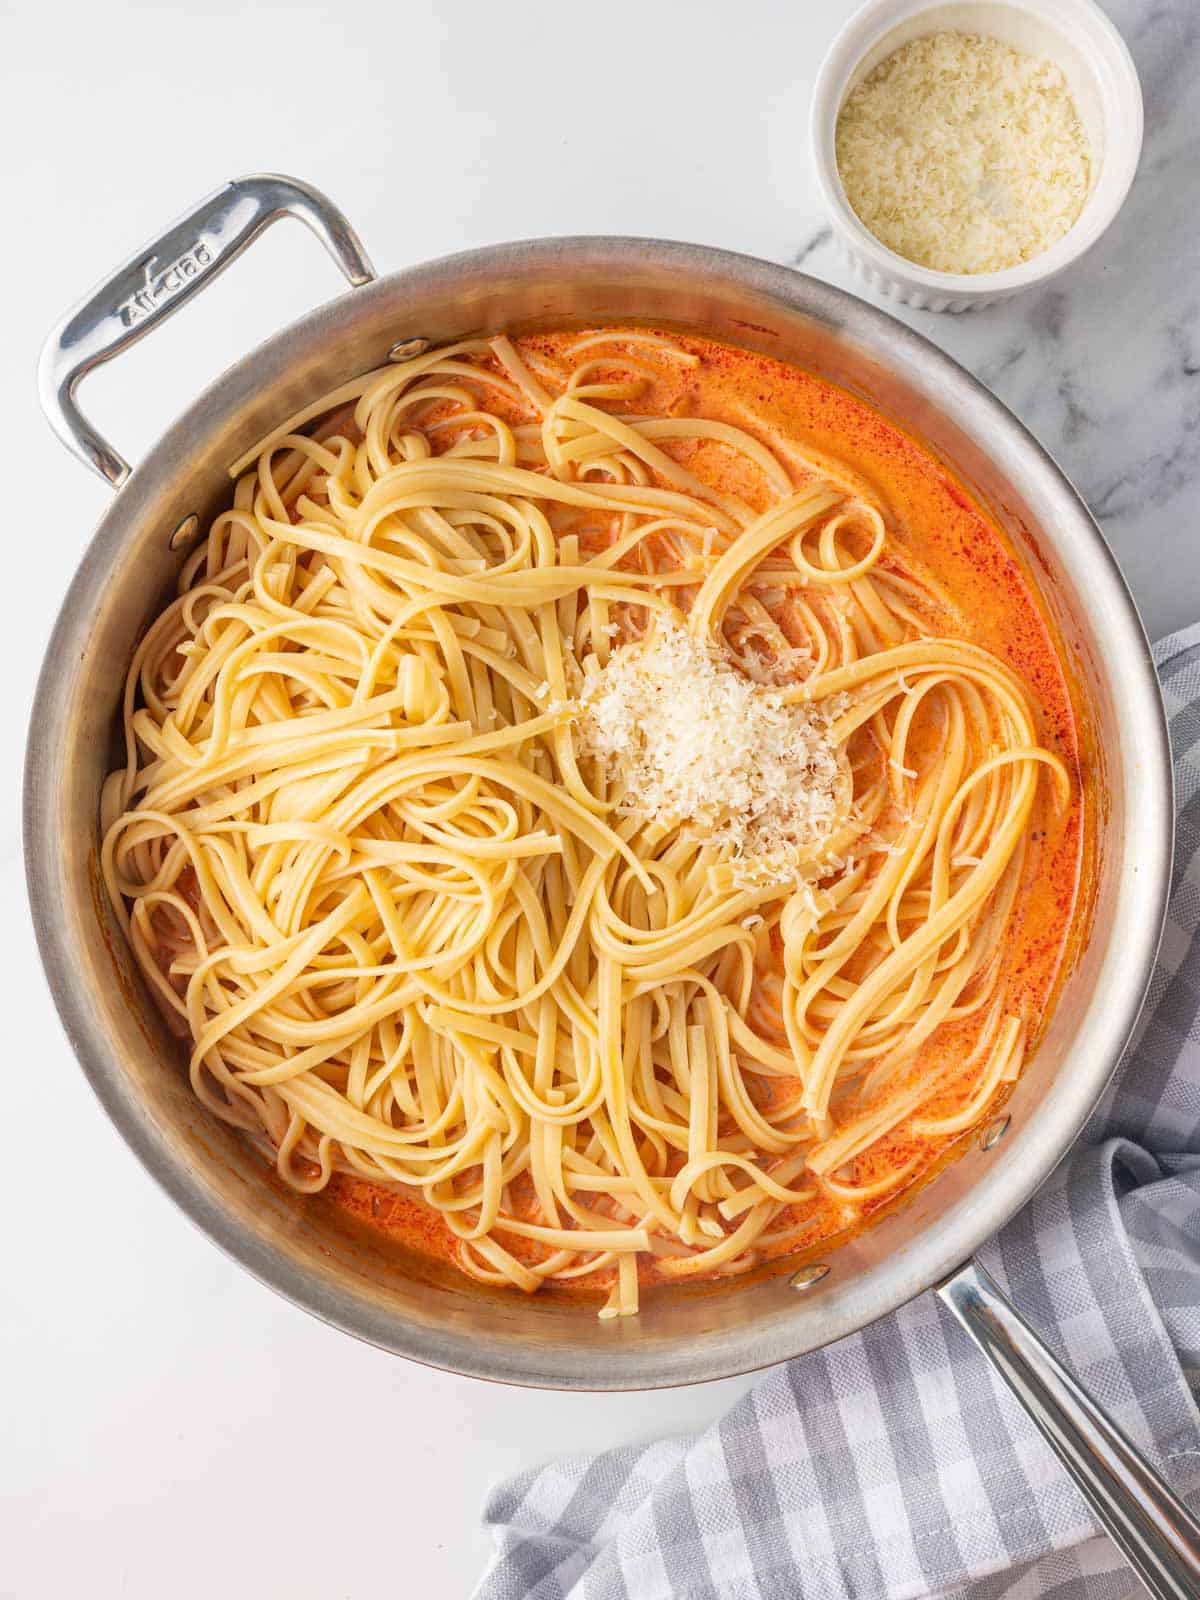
[102,329,1071,1318]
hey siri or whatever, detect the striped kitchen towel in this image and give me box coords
[474,620,1200,1600]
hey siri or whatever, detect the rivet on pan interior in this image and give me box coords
[980,1114,1011,1151]
[168,514,199,551]
[789,1264,830,1291]
[388,337,431,362]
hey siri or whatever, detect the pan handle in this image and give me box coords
[37,173,375,489]
[939,1260,1200,1599]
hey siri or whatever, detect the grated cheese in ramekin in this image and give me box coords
[835,30,1091,275]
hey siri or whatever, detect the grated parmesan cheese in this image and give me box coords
[835,31,1090,274]
[577,618,845,888]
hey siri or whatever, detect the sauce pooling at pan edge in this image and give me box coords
[101,325,1087,1319]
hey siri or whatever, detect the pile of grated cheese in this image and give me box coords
[835,30,1091,275]
[578,619,844,888]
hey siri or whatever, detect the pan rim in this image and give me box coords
[23,235,1173,1388]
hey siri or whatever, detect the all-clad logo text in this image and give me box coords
[117,241,212,327]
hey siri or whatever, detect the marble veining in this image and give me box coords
[797,0,1200,641]
[791,224,833,268]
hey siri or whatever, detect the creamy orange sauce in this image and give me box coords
[322,328,1089,1295]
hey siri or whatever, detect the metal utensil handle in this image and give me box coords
[939,1260,1200,1599]
[37,173,375,488]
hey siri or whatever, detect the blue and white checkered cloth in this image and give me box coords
[475,622,1200,1600]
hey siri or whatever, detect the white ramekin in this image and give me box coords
[809,0,1143,312]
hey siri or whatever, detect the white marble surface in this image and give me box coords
[2,1,1196,1595]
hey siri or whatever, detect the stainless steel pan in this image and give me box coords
[27,175,1197,1595]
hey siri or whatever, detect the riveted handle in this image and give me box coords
[940,1260,1200,1600]
[37,173,375,488]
